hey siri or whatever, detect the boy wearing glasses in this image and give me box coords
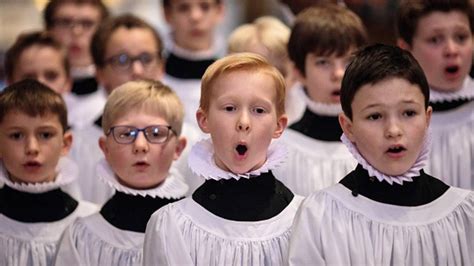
[72,14,203,204]
[55,79,188,265]
[44,0,109,130]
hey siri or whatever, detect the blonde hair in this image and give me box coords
[228,16,290,77]
[200,52,286,117]
[102,79,184,136]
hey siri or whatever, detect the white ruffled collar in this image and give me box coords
[0,157,77,193]
[297,86,343,116]
[96,158,188,199]
[188,138,287,181]
[430,77,474,103]
[341,133,430,185]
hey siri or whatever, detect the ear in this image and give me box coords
[272,114,288,138]
[397,38,411,51]
[95,68,110,95]
[61,130,73,156]
[63,77,73,94]
[292,64,306,84]
[98,136,108,157]
[173,136,187,160]
[214,2,225,22]
[196,107,210,133]
[338,113,355,141]
[163,6,172,24]
[425,106,433,127]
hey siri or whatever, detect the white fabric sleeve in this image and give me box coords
[54,224,84,266]
[143,206,193,266]
[288,196,325,266]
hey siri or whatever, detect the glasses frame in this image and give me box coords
[52,17,97,31]
[106,125,176,144]
[104,52,161,72]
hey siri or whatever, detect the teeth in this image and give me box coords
[236,145,247,155]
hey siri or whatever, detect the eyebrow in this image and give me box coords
[362,100,422,110]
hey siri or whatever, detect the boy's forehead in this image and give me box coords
[54,2,101,18]
[1,110,63,127]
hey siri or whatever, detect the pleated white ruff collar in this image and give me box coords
[298,86,343,116]
[0,157,77,193]
[341,133,430,185]
[430,77,474,103]
[96,158,188,199]
[188,138,287,181]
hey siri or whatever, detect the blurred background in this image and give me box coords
[0,0,399,87]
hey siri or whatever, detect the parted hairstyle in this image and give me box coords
[397,0,474,45]
[91,13,164,68]
[200,52,286,117]
[0,79,68,132]
[44,0,109,30]
[228,16,291,77]
[340,44,430,120]
[288,4,367,75]
[102,79,184,136]
[4,31,70,82]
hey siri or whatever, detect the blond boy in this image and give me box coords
[55,79,188,265]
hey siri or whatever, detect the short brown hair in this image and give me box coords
[4,31,69,82]
[200,52,286,117]
[288,4,368,75]
[397,0,474,45]
[102,79,184,136]
[0,79,68,132]
[44,0,109,29]
[91,14,164,68]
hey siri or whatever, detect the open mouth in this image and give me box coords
[332,90,341,97]
[386,146,406,154]
[445,65,459,74]
[23,161,41,169]
[134,161,150,167]
[236,144,248,156]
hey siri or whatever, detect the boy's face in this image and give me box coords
[196,71,287,174]
[165,0,223,51]
[0,111,72,184]
[49,3,102,68]
[11,45,71,94]
[400,11,473,92]
[96,27,164,95]
[99,110,186,189]
[339,77,432,176]
[296,50,354,104]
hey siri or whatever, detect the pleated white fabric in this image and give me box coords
[0,202,98,266]
[426,100,474,190]
[54,213,144,266]
[144,195,304,266]
[289,184,474,265]
[273,130,357,196]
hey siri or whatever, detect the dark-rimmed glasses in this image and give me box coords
[104,52,160,72]
[53,18,97,31]
[106,125,176,144]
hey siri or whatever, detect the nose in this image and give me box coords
[385,118,403,139]
[133,132,149,154]
[332,61,345,81]
[131,60,146,76]
[25,136,39,155]
[190,6,204,21]
[444,38,459,57]
[236,112,251,132]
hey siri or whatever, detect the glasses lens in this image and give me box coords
[144,126,169,143]
[112,126,137,144]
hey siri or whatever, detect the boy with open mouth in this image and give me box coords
[289,44,474,265]
[144,53,303,265]
[397,0,474,189]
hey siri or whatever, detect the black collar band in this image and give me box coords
[430,98,472,112]
[100,191,182,233]
[165,52,216,79]
[192,171,294,221]
[71,77,99,95]
[290,108,343,141]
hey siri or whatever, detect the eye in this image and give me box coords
[428,35,442,45]
[403,110,417,117]
[224,105,236,112]
[8,132,24,140]
[315,58,329,66]
[367,113,382,120]
[454,33,470,44]
[200,2,212,11]
[253,107,266,114]
[138,53,155,65]
[177,3,191,12]
[38,131,55,140]
[44,71,59,82]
